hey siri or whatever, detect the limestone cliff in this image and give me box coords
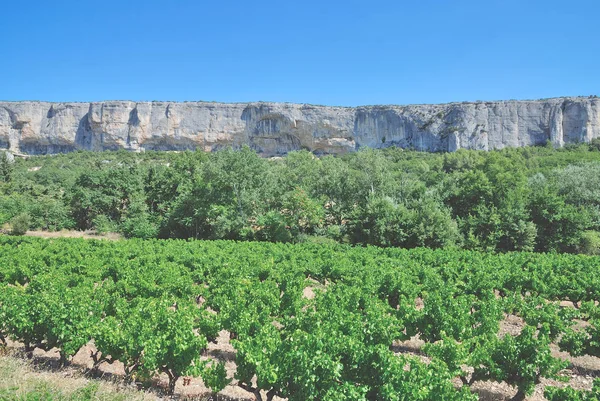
[0,97,598,156]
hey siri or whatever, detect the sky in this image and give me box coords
[1,0,599,106]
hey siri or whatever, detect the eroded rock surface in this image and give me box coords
[0,97,598,156]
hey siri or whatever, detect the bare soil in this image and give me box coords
[3,230,599,399]
[5,312,600,401]
[24,230,121,240]
[0,348,155,400]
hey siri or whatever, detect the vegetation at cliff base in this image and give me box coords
[2,143,600,254]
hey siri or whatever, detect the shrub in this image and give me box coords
[28,197,75,231]
[579,230,600,255]
[92,215,118,235]
[589,138,600,152]
[120,215,158,239]
[254,211,293,243]
[9,214,31,236]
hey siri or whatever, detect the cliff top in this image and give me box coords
[0,95,598,109]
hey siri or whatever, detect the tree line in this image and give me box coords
[1,141,600,253]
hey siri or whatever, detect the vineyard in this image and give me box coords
[1,236,600,400]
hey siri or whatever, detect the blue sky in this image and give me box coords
[2,0,599,106]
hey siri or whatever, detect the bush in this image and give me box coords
[92,215,118,235]
[589,138,600,152]
[120,215,158,239]
[9,214,31,236]
[0,195,25,225]
[313,224,345,242]
[28,197,75,231]
[579,231,600,255]
[254,211,293,243]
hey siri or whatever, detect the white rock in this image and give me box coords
[0,97,598,156]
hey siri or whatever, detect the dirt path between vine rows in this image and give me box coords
[5,315,600,401]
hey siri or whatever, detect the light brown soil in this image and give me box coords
[389,313,600,401]
[24,230,121,240]
[5,310,600,401]
[2,283,599,400]
[7,316,598,401]
[0,348,156,400]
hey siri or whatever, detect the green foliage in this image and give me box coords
[92,215,117,235]
[9,214,31,236]
[409,197,461,248]
[416,288,502,343]
[348,196,411,247]
[471,325,568,400]
[529,174,591,252]
[442,149,484,173]
[517,297,578,342]
[201,361,232,394]
[0,143,595,401]
[280,187,324,236]
[94,297,209,394]
[559,302,600,359]
[446,169,493,219]
[1,237,599,398]
[27,197,75,231]
[2,145,600,251]
[0,195,26,225]
[0,152,13,183]
[69,166,145,230]
[579,231,600,255]
[590,138,600,152]
[0,381,140,401]
[119,214,158,239]
[254,211,293,242]
[545,379,600,401]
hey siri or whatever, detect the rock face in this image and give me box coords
[0,97,598,156]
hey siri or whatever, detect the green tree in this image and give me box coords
[0,151,13,183]
[69,165,145,230]
[348,196,411,247]
[529,174,591,252]
[407,198,461,248]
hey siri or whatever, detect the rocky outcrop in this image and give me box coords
[0,97,598,156]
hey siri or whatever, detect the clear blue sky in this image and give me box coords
[2,0,599,106]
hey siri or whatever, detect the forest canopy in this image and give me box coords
[2,141,600,254]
